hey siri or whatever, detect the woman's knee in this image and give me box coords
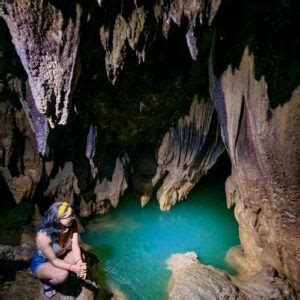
[52,270,69,284]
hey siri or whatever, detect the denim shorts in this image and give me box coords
[30,249,48,274]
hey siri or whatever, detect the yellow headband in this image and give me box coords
[58,202,68,217]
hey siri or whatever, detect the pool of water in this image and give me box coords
[82,184,240,300]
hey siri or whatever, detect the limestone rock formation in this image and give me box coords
[85,124,98,179]
[131,151,158,207]
[99,0,221,84]
[6,76,49,155]
[209,47,300,288]
[93,156,129,214]
[0,0,82,127]
[167,252,296,299]
[0,268,95,300]
[133,96,224,210]
[167,252,240,299]
[22,81,49,155]
[44,161,80,205]
[0,81,43,204]
[158,0,222,59]
[100,6,149,84]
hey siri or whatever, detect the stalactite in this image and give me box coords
[7,78,49,155]
[100,6,149,84]
[0,0,82,127]
[159,0,221,60]
[93,155,129,214]
[44,161,80,205]
[155,96,224,210]
[85,124,98,179]
[133,96,224,210]
[0,74,43,204]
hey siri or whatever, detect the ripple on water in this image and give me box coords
[82,184,240,300]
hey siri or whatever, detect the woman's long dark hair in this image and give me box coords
[37,201,70,242]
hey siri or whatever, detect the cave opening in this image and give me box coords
[72,10,239,298]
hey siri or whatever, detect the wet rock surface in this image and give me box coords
[167,252,297,299]
[167,252,240,299]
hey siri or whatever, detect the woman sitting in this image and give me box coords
[30,201,87,298]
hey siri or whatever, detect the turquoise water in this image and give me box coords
[82,184,240,299]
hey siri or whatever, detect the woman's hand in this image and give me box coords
[77,269,87,279]
[70,261,87,276]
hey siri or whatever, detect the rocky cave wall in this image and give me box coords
[208,0,300,289]
[210,46,300,287]
[0,0,299,292]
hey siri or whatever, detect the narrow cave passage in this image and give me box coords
[82,154,240,300]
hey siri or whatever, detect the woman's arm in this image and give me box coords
[71,226,87,278]
[36,232,73,271]
[71,231,83,263]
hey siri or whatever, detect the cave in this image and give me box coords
[0,0,299,299]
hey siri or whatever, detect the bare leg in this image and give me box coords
[35,250,76,284]
[35,263,69,285]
